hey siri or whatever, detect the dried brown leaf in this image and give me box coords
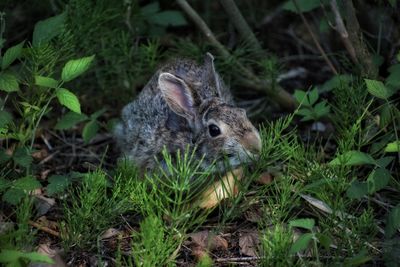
[239,230,260,257]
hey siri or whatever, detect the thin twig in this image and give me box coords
[176,0,296,110]
[343,0,378,78]
[292,0,338,75]
[219,0,262,51]
[329,0,358,64]
[29,220,60,237]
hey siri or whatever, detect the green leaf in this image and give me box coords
[0,177,10,191]
[344,249,372,266]
[0,148,11,164]
[0,72,19,92]
[61,55,95,82]
[329,151,376,166]
[367,168,391,194]
[308,88,319,106]
[32,12,66,46]
[23,252,54,264]
[320,74,352,93]
[14,176,42,191]
[13,147,32,168]
[283,0,324,13]
[0,110,12,128]
[55,111,88,130]
[316,233,332,250]
[313,101,330,117]
[365,79,393,99]
[46,175,71,196]
[148,11,188,26]
[375,157,394,168]
[56,88,81,113]
[82,120,100,143]
[293,90,309,106]
[290,233,313,254]
[1,41,24,70]
[141,2,160,16]
[289,218,315,230]
[385,141,400,152]
[34,75,58,88]
[90,108,106,120]
[0,249,54,264]
[386,204,400,238]
[2,188,25,205]
[346,180,368,199]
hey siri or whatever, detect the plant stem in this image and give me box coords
[219,0,262,51]
[292,0,338,75]
[176,0,296,110]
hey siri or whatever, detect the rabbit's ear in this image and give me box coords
[159,72,195,120]
[204,52,222,97]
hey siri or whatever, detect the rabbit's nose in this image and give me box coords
[242,131,262,155]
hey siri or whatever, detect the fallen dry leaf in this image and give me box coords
[187,230,228,251]
[256,172,274,185]
[101,228,122,239]
[35,195,56,216]
[32,148,49,160]
[29,243,67,267]
[239,230,260,257]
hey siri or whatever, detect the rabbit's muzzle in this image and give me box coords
[241,131,262,155]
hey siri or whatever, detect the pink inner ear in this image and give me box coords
[168,83,193,111]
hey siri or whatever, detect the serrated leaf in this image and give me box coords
[385,141,400,152]
[290,233,313,254]
[0,110,12,128]
[385,204,400,238]
[34,75,58,88]
[329,151,376,166]
[0,72,19,92]
[141,2,160,16]
[320,74,352,93]
[61,55,95,82]
[308,88,319,106]
[365,79,393,99]
[283,0,324,13]
[346,180,368,199]
[13,147,32,168]
[56,88,81,113]
[148,10,187,26]
[1,41,24,70]
[0,177,10,191]
[14,176,42,191]
[32,12,66,46]
[55,111,88,130]
[313,101,330,117]
[2,188,25,205]
[289,218,315,230]
[46,175,71,196]
[293,90,309,105]
[367,168,391,194]
[82,120,100,143]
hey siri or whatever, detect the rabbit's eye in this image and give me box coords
[208,124,221,137]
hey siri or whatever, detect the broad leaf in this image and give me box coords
[90,108,106,120]
[14,176,42,191]
[61,55,95,82]
[13,147,32,168]
[0,249,54,264]
[141,2,160,16]
[0,72,19,92]
[56,88,81,113]
[32,12,66,46]
[1,41,24,70]
[46,175,71,196]
[82,120,100,143]
[148,11,187,26]
[346,180,368,199]
[35,75,58,88]
[365,79,393,99]
[385,141,400,152]
[329,151,376,166]
[320,74,352,93]
[289,218,315,230]
[290,233,313,254]
[0,110,12,128]
[385,204,400,238]
[2,188,25,205]
[367,168,391,194]
[55,111,88,130]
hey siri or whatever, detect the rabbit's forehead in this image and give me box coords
[204,105,253,133]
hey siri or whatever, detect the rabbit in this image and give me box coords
[114,53,262,173]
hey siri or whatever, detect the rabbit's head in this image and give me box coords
[158,54,262,171]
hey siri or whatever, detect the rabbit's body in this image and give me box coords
[115,54,261,172]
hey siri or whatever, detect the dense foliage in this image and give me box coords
[0,0,399,266]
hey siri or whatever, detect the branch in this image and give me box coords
[329,0,358,64]
[292,0,338,75]
[343,0,378,78]
[219,0,262,51]
[176,0,296,110]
